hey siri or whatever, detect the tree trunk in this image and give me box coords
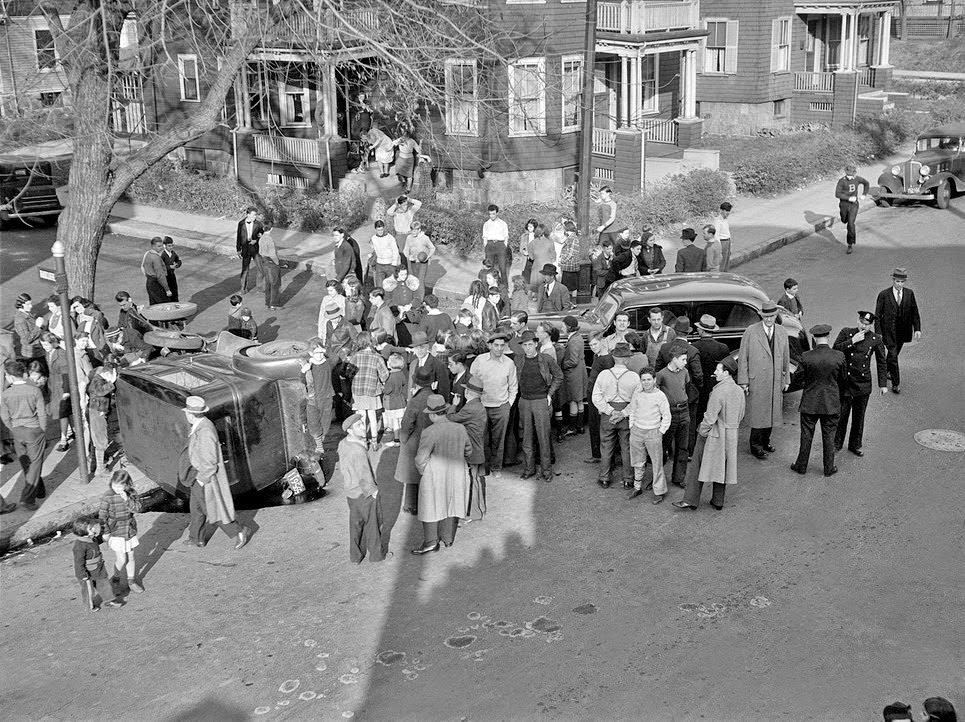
[57,57,114,300]
[901,0,908,40]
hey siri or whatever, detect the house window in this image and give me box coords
[704,20,739,74]
[246,62,270,124]
[641,55,657,114]
[445,60,478,136]
[771,17,791,73]
[35,29,58,71]
[281,87,311,126]
[178,55,200,102]
[773,99,787,119]
[561,56,583,132]
[267,173,310,189]
[40,91,62,107]
[857,15,871,67]
[184,148,206,170]
[508,57,546,136]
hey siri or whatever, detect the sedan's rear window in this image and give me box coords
[153,369,210,390]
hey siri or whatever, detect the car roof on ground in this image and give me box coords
[606,272,769,307]
[920,123,965,138]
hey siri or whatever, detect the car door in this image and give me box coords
[692,300,760,350]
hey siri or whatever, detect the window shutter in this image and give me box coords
[725,20,739,74]
[698,20,706,73]
[770,19,780,72]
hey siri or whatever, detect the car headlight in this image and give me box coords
[891,165,901,175]
[919,165,930,176]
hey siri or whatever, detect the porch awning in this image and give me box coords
[794,0,897,12]
[596,28,707,57]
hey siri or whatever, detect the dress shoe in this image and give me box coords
[440,540,452,548]
[627,488,643,500]
[824,467,838,477]
[0,501,17,514]
[848,447,864,457]
[622,480,634,489]
[103,600,123,609]
[597,479,610,489]
[671,501,696,510]
[181,538,203,547]
[233,527,250,550]
[834,443,843,452]
[763,444,776,453]
[789,464,806,475]
[584,457,601,464]
[891,386,900,394]
[410,542,440,555]
[520,471,536,480]
[22,501,39,511]
[751,449,768,460]
[542,474,553,483]
[846,245,854,254]
[652,494,665,505]
[710,503,723,511]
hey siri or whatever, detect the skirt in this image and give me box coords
[354,394,383,410]
[107,534,140,554]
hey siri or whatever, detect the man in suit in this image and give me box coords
[332,227,359,283]
[737,301,790,459]
[161,237,182,302]
[235,207,263,293]
[536,264,572,313]
[874,267,922,394]
[790,325,847,477]
[832,311,888,456]
[675,228,705,273]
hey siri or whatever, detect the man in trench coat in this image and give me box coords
[180,396,249,549]
[737,301,790,459]
[411,395,473,555]
[674,355,745,510]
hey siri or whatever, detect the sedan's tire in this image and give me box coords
[874,197,892,208]
[934,179,951,209]
[232,340,309,380]
[143,330,205,350]
[141,302,199,322]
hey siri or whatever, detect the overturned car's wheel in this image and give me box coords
[232,339,308,380]
[143,330,205,350]
[142,302,199,322]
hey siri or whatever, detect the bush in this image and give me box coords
[261,184,368,233]
[617,168,732,230]
[127,158,253,216]
[853,109,918,158]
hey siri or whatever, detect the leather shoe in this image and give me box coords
[584,457,601,464]
[824,467,838,477]
[542,475,553,483]
[763,444,776,453]
[0,502,17,515]
[671,501,696,510]
[710,503,723,511]
[751,449,768,460]
[22,501,39,511]
[789,464,806,475]
[848,447,864,457]
[891,386,900,394]
[234,527,250,550]
[520,471,536,480]
[410,542,440,555]
[597,479,610,488]
[652,494,665,505]
[627,488,643,500]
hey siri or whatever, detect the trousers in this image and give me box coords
[145,276,168,305]
[78,576,115,608]
[884,340,905,387]
[836,393,870,451]
[630,426,665,495]
[663,407,690,486]
[484,242,509,284]
[422,518,458,546]
[719,238,732,272]
[599,414,631,484]
[839,200,859,246]
[188,482,241,544]
[681,435,727,507]
[240,253,262,293]
[795,412,839,475]
[484,403,510,473]
[519,397,553,478]
[587,403,601,458]
[12,426,46,504]
[749,426,773,454]
[262,258,281,307]
[347,494,385,563]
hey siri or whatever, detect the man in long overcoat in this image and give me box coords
[412,395,472,555]
[873,267,922,394]
[737,301,790,458]
[180,396,249,549]
[674,355,745,510]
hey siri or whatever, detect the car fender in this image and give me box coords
[875,175,902,195]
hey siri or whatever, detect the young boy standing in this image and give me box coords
[338,414,387,563]
[72,516,122,611]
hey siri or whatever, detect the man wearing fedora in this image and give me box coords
[399,330,450,401]
[790,325,847,477]
[536,264,572,314]
[514,330,564,482]
[874,267,922,394]
[180,396,249,549]
[412,394,473,554]
[319,299,357,352]
[447,376,488,520]
[470,331,518,478]
[833,311,888,456]
[693,314,730,423]
[592,342,642,489]
[834,164,870,253]
[675,228,705,273]
[338,413,387,563]
[737,301,790,459]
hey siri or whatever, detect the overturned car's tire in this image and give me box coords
[143,330,205,351]
[232,340,308,380]
[141,302,199,322]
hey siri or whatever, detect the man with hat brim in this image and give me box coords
[398,329,451,401]
[675,228,705,273]
[470,329,518,479]
[180,396,249,550]
[319,299,357,354]
[338,414,387,563]
[592,342,642,488]
[655,317,704,456]
[692,314,730,443]
[737,300,790,459]
[674,353,745,510]
[395,365,436,514]
[834,163,870,253]
[536,264,572,314]
[832,311,888,456]
[873,267,922,394]
[789,324,847,477]
[412,394,473,554]
[513,329,564,481]
[446,376,489,520]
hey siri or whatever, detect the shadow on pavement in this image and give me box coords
[279,267,315,307]
[137,511,190,581]
[164,696,249,721]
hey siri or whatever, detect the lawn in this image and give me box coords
[892,39,965,74]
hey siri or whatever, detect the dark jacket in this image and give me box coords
[304,359,335,403]
[513,350,564,398]
[693,336,730,396]
[792,345,847,415]
[405,353,451,402]
[834,175,870,202]
[607,250,643,284]
[675,244,705,273]
[639,243,667,274]
[334,240,358,282]
[73,536,108,581]
[832,327,888,396]
[236,218,264,256]
[874,286,921,346]
[536,281,571,314]
[446,397,487,465]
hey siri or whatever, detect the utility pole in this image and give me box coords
[577,0,598,256]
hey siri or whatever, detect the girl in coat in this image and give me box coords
[13,292,44,360]
[40,331,73,451]
[561,316,588,436]
[348,332,389,443]
[99,469,144,593]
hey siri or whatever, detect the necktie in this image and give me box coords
[897,291,903,305]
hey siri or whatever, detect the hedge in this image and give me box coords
[261,185,368,233]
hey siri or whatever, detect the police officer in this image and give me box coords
[832,311,888,456]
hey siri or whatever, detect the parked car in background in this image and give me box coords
[0,157,63,227]
[529,273,810,370]
[874,123,965,209]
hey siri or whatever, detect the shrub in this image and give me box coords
[616,168,732,230]
[261,184,369,233]
[853,109,917,158]
[127,158,253,216]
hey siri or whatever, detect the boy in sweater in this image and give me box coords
[72,516,122,611]
[627,369,671,503]
[656,343,692,488]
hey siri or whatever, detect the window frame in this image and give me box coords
[641,54,658,115]
[177,54,201,103]
[702,18,739,75]
[444,59,479,137]
[561,54,583,133]
[508,56,546,137]
[34,28,59,72]
[773,98,787,119]
[279,83,312,127]
[770,17,792,74]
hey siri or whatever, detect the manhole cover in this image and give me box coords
[914,429,965,452]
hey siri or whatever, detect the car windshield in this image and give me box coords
[590,290,621,327]
[917,136,961,152]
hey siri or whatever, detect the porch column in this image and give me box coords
[838,11,849,71]
[682,48,698,119]
[880,10,892,66]
[620,56,630,127]
[629,54,640,126]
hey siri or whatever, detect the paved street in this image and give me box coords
[1,203,963,721]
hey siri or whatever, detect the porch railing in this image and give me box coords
[793,71,835,93]
[262,6,379,45]
[253,134,321,166]
[592,128,617,156]
[858,66,877,87]
[598,0,699,34]
[639,118,677,144]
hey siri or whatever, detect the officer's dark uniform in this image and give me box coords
[831,312,887,455]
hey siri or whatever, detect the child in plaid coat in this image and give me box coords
[348,331,388,441]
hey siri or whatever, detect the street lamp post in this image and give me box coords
[51,241,89,483]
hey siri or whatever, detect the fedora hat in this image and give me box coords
[673,316,692,334]
[696,314,719,332]
[324,301,341,317]
[721,355,738,375]
[410,330,430,347]
[539,263,558,276]
[184,395,209,414]
[612,342,633,358]
[466,376,484,394]
[423,394,448,415]
[891,267,908,280]
[519,330,537,344]
[761,301,779,317]
[413,366,434,387]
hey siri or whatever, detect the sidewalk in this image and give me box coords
[1,155,898,553]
